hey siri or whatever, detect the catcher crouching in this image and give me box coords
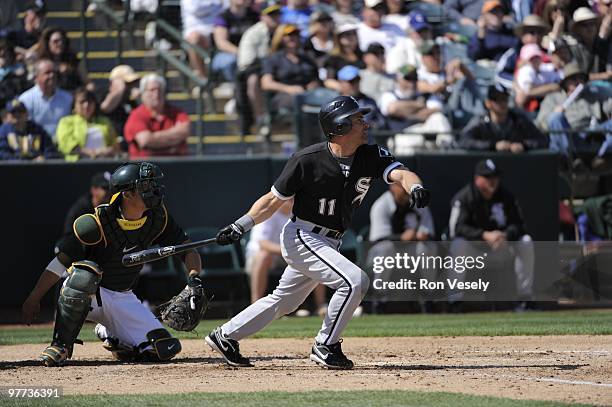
[21,162,210,366]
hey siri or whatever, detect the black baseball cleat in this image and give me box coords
[205,327,252,367]
[310,339,354,370]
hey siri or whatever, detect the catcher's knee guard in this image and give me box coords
[140,329,181,361]
[51,261,102,353]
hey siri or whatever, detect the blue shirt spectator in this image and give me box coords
[19,59,73,139]
[281,0,313,39]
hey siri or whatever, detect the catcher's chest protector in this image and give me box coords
[89,203,167,291]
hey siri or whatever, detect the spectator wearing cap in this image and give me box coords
[236,3,282,134]
[543,37,574,73]
[380,64,451,135]
[280,0,313,39]
[331,0,360,26]
[357,0,405,53]
[567,7,612,80]
[6,3,46,55]
[322,24,364,91]
[386,11,433,74]
[496,14,549,88]
[123,73,191,158]
[359,43,395,103]
[61,171,111,238]
[100,64,140,138]
[337,65,387,131]
[417,40,484,129]
[18,59,72,139]
[514,43,561,110]
[383,0,410,31]
[0,98,56,160]
[459,84,547,152]
[181,0,226,81]
[468,0,519,62]
[417,40,474,96]
[536,63,612,165]
[56,88,119,161]
[211,0,260,83]
[261,24,320,114]
[304,11,335,68]
[448,158,534,308]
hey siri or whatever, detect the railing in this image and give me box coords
[79,0,211,155]
[82,0,127,68]
[154,17,210,155]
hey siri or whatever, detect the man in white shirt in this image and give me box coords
[181,0,227,80]
[357,0,405,53]
[19,59,72,139]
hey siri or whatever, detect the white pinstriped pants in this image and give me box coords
[222,219,369,345]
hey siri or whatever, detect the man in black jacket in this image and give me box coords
[458,84,547,153]
[448,159,534,305]
[62,172,111,236]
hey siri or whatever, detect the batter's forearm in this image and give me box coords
[27,270,61,301]
[247,192,284,225]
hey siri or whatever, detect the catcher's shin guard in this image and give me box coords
[139,328,181,361]
[48,261,102,361]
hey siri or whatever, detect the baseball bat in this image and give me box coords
[122,238,217,266]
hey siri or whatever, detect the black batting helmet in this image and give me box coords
[319,96,371,138]
[110,162,165,208]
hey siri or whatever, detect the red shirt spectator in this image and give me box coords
[123,74,190,158]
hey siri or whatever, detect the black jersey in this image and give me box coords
[272,142,402,231]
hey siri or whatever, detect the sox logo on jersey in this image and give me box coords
[352,177,372,205]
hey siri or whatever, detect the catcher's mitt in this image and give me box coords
[156,275,211,331]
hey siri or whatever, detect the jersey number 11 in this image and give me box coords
[318,198,336,216]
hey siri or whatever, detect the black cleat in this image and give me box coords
[205,327,252,367]
[310,339,354,370]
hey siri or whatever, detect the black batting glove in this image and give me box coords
[216,223,243,246]
[409,184,430,208]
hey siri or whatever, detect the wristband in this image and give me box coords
[234,214,255,233]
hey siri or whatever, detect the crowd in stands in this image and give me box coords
[0,0,610,165]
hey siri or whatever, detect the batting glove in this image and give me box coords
[216,223,243,246]
[409,184,430,208]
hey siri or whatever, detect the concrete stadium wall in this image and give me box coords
[0,152,558,308]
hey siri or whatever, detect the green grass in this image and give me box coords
[1,310,610,346]
[0,390,591,407]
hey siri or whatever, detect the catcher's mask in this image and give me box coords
[110,162,166,208]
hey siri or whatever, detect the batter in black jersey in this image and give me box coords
[272,142,401,231]
[206,96,430,369]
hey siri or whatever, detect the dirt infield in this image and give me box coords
[1,336,611,405]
